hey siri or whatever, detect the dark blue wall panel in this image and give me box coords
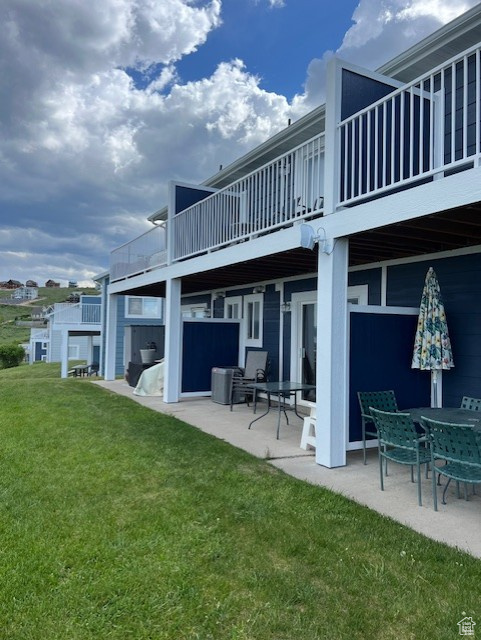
[182,321,239,393]
[175,185,214,214]
[341,69,396,121]
[387,253,481,407]
[349,311,431,443]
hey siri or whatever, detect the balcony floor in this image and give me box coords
[97,379,481,559]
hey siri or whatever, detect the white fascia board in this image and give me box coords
[322,165,481,240]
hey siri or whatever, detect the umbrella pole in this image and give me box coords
[431,370,442,408]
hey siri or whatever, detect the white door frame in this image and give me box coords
[290,286,369,408]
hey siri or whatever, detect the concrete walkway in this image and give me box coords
[96,379,481,559]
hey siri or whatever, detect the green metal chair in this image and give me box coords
[357,390,398,464]
[420,417,481,511]
[370,408,430,506]
[460,396,481,411]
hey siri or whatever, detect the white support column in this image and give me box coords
[104,292,118,381]
[163,277,182,403]
[86,334,93,365]
[60,329,69,379]
[315,238,349,468]
[323,57,342,216]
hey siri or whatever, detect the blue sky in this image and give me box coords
[174,0,360,98]
[0,0,479,286]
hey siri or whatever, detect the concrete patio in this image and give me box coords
[96,379,481,559]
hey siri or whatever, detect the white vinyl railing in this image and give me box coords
[51,303,101,324]
[338,44,481,206]
[172,134,324,261]
[110,224,167,282]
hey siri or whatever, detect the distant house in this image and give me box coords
[0,279,23,289]
[26,279,38,287]
[12,286,38,300]
[45,279,60,288]
[30,306,47,321]
[68,280,78,288]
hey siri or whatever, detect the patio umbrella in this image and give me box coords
[411,267,454,407]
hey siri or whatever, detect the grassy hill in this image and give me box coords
[0,287,100,347]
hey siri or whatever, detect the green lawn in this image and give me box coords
[0,363,479,639]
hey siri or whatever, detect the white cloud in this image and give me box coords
[292,0,481,113]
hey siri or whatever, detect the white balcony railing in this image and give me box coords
[338,44,481,206]
[51,303,101,325]
[110,224,167,282]
[172,134,325,261]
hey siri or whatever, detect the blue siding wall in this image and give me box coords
[182,321,239,393]
[262,284,280,380]
[348,269,382,304]
[387,253,481,407]
[349,311,431,442]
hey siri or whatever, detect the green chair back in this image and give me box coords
[421,418,481,466]
[358,390,398,419]
[460,396,481,412]
[370,408,418,449]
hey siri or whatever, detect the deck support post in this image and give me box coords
[315,238,349,467]
[164,277,182,403]
[104,292,118,381]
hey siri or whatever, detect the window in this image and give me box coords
[347,285,368,305]
[224,296,242,320]
[244,294,263,347]
[181,304,209,318]
[68,344,80,359]
[125,296,162,319]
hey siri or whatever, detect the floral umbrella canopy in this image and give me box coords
[412,267,454,407]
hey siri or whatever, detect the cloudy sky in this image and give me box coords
[0,0,479,286]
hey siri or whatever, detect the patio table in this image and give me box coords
[73,364,89,377]
[405,407,481,430]
[247,381,316,440]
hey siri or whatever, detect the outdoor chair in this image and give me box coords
[230,350,268,411]
[370,408,430,506]
[420,417,481,511]
[87,363,99,376]
[460,396,481,411]
[357,390,398,464]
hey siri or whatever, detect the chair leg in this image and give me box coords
[442,478,452,505]
[378,447,384,492]
[416,458,422,507]
[432,466,438,511]
[362,421,367,465]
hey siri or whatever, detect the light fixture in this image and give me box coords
[253,285,266,294]
[215,291,226,299]
[299,224,334,254]
[280,301,291,313]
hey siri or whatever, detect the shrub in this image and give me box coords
[0,344,25,369]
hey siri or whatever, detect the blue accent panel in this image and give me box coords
[387,253,481,407]
[34,343,46,361]
[341,69,396,121]
[349,311,431,443]
[93,345,100,363]
[175,185,213,214]
[348,269,382,305]
[182,321,239,393]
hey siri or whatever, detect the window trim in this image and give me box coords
[125,296,162,319]
[244,293,263,347]
[224,295,243,320]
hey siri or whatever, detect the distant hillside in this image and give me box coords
[0,287,100,347]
